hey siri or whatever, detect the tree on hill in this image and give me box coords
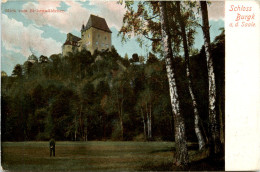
[1,71,8,77]
[12,64,22,77]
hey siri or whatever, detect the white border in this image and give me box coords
[225,1,260,171]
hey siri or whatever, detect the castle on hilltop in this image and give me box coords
[62,14,112,56]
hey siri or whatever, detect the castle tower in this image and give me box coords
[79,14,112,54]
[62,33,81,57]
[62,14,112,56]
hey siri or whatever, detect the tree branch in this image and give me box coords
[143,34,161,42]
[144,15,159,21]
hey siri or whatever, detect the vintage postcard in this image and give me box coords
[1,0,259,171]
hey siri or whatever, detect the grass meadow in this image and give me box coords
[1,141,224,171]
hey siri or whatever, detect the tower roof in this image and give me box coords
[84,14,112,33]
[66,33,81,42]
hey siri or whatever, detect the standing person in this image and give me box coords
[49,138,55,157]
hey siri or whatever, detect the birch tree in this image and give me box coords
[176,1,205,150]
[200,1,221,154]
[159,1,189,166]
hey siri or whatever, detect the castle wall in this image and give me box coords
[81,27,111,54]
[80,28,93,53]
[62,21,112,56]
[62,45,74,57]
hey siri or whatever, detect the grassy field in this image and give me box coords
[1,141,224,171]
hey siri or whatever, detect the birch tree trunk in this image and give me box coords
[200,1,221,154]
[120,99,124,140]
[84,115,88,141]
[74,115,77,141]
[140,108,147,140]
[79,104,84,140]
[145,102,151,140]
[116,89,124,140]
[84,125,88,141]
[219,95,224,144]
[176,1,205,150]
[149,103,152,139]
[159,1,189,166]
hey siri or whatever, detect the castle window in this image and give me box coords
[106,44,109,48]
[88,34,90,38]
[96,42,98,45]
[98,34,100,38]
[105,36,107,40]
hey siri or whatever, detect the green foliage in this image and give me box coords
[1,30,224,141]
[119,1,199,55]
[12,64,23,77]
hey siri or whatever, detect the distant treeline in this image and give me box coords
[1,32,224,141]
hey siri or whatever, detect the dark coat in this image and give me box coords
[49,139,55,149]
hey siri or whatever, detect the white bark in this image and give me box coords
[176,1,206,150]
[140,108,147,140]
[159,1,189,166]
[200,1,220,154]
[188,66,205,150]
[148,103,152,139]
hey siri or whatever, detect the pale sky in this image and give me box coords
[1,1,224,75]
